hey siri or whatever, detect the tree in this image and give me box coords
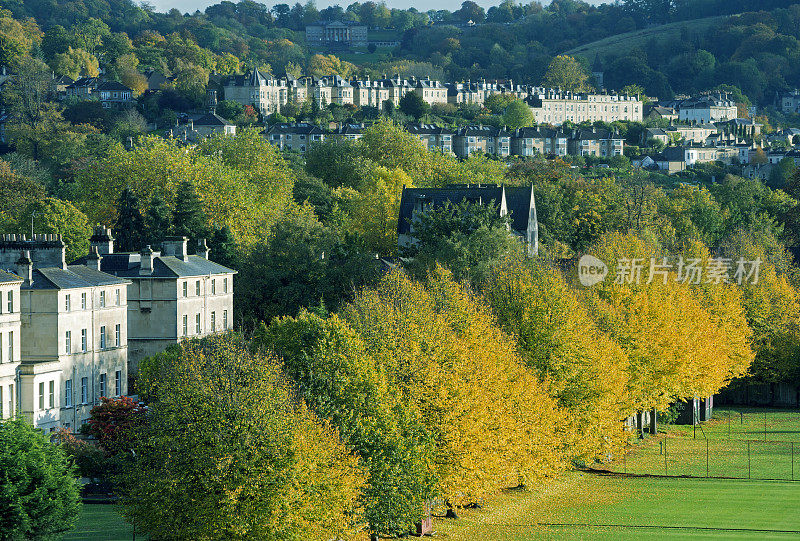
[120,335,364,540]
[82,396,146,453]
[398,91,430,120]
[258,312,437,535]
[0,12,38,70]
[0,419,81,540]
[18,198,91,260]
[502,99,535,129]
[144,193,170,247]
[114,188,145,252]
[51,47,99,79]
[0,161,45,231]
[171,179,208,244]
[541,55,591,92]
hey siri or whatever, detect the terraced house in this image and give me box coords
[0,270,21,422]
[0,234,130,432]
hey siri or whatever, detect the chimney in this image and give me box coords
[85,246,102,270]
[197,238,210,259]
[162,236,189,262]
[16,250,32,285]
[90,225,114,255]
[140,245,154,275]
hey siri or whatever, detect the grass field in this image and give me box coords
[63,505,137,541]
[603,408,800,480]
[438,473,800,540]
[566,15,729,60]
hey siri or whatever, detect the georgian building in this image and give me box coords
[676,92,738,124]
[264,122,325,152]
[453,125,511,158]
[305,21,368,48]
[526,90,643,125]
[0,270,22,422]
[0,234,130,432]
[74,228,236,375]
[567,127,624,157]
[222,69,288,115]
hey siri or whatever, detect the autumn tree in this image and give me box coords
[120,335,365,540]
[258,312,437,536]
[541,55,591,92]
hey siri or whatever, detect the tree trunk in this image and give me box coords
[650,408,657,435]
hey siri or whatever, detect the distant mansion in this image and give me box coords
[306,21,368,48]
[0,228,235,432]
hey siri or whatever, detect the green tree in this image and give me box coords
[19,198,91,260]
[0,419,81,541]
[51,47,99,79]
[541,55,591,92]
[144,193,170,247]
[398,91,430,120]
[170,179,208,244]
[502,99,535,129]
[121,335,364,540]
[114,187,145,252]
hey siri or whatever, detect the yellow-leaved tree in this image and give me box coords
[342,267,566,505]
[483,255,630,463]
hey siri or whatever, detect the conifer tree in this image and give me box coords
[171,180,207,246]
[113,187,145,252]
[144,193,170,247]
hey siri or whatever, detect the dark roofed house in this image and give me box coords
[97,80,135,108]
[398,184,538,255]
[264,122,324,152]
[193,113,236,137]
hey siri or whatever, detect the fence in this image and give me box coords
[599,409,800,481]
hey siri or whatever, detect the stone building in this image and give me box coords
[74,228,236,376]
[676,92,738,124]
[0,270,22,421]
[526,90,643,125]
[0,234,130,432]
[305,21,368,48]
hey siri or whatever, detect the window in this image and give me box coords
[39,382,44,410]
[182,282,188,297]
[99,291,106,307]
[182,315,188,337]
[223,310,228,330]
[99,373,106,398]
[6,384,11,418]
[195,281,200,296]
[211,279,216,295]
[81,293,86,310]
[115,324,121,347]
[6,291,11,313]
[196,313,201,334]
[115,371,121,397]
[211,312,216,332]
[0,333,3,362]
[81,329,87,352]
[65,331,71,355]
[65,294,71,312]
[223,278,228,293]
[7,331,11,362]
[115,289,120,305]
[100,326,106,349]
[81,377,88,404]
[49,381,54,409]
[65,379,72,407]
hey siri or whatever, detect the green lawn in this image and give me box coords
[605,408,800,480]
[63,505,138,541]
[437,472,800,540]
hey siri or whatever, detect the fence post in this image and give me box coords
[728,411,731,440]
[792,442,794,481]
[748,441,751,479]
[706,438,709,478]
[664,438,667,476]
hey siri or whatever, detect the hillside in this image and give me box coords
[566,15,731,59]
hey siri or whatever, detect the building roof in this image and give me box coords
[97,80,133,92]
[21,265,129,290]
[266,122,324,135]
[194,113,234,127]
[0,269,22,284]
[455,125,510,137]
[397,184,534,236]
[72,253,236,279]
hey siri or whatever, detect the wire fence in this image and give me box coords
[599,408,800,481]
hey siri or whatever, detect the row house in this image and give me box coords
[675,92,738,124]
[223,69,289,115]
[445,80,529,106]
[0,234,129,432]
[407,124,453,153]
[511,127,568,157]
[264,122,325,152]
[63,77,135,108]
[453,125,511,158]
[567,128,624,157]
[0,271,22,422]
[74,228,236,375]
[526,90,643,125]
[352,78,391,109]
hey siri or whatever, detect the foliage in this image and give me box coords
[17,197,91,260]
[0,419,81,541]
[541,55,591,92]
[120,335,365,541]
[82,396,146,453]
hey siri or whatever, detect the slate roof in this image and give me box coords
[406,124,454,136]
[97,80,133,92]
[20,266,129,290]
[194,113,233,127]
[266,122,324,135]
[72,253,236,279]
[397,185,534,236]
[0,269,22,283]
[455,125,510,137]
